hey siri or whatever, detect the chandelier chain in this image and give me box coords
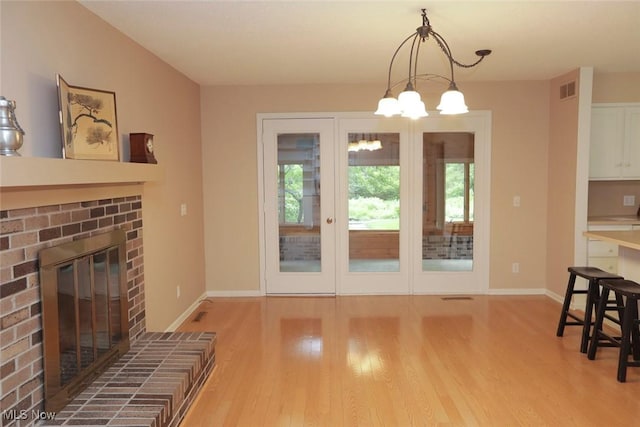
[431,31,486,69]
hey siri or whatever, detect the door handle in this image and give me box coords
[326,217,334,224]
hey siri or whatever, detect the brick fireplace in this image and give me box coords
[1,158,215,427]
[0,196,147,424]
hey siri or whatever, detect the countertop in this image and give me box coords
[587,215,640,226]
[583,230,640,251]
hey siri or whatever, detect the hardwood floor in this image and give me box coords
[178,295,639,426]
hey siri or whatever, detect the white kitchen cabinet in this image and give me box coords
[589,105,640,180]
[587,224,634,274]
[588,256,618,274]
[588,240,619,273]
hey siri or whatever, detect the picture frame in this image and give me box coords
[56,74,120,161]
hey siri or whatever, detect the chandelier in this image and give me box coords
[375,9,491,119]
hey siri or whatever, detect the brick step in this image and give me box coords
[42,331,216,427]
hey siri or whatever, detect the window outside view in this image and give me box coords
[445,162,474,222]
[348,165,400,230]
[279,164,304,224]
[348,133,400,272]
[279,153,473,226]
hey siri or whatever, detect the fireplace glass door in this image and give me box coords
[55,248,123,386]
[40,230,129,412]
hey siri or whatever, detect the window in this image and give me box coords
[444,161,474,223]
[276,133,320,228]
[348,165,400,230]
[278,164,304,224]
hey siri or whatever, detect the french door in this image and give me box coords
[411,114,491,294]
[262,118,336,294]
[259,112,490,295]
[336,117,409,294]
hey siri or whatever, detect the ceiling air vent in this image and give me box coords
[559,81,576,100]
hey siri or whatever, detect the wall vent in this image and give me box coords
[559,81,576,100]
[193,311,207,322]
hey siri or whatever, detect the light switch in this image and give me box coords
[513,196,521,207]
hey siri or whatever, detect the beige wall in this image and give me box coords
[466,81,550,290]
[546,70,581,298]
[0,1,206,331]
[593,72,640,103]
[201,81,551,291]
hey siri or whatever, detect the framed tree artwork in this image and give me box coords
[57,74,120,160]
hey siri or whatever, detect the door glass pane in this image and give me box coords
[278,133,321,272]
[423,132,474,271]
[348,133,400,272]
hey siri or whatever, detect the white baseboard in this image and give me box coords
[486,288,547,295]
[545,289,565,304]
[206,290,264,297]
[203,289,552,297]
[165,291,208,332]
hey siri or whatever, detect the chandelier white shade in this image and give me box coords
[374,9,490,119]
[436,83,469,115]
[374,92,401,117]
[398,85,428,119]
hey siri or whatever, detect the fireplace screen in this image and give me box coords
[39,230,129,412]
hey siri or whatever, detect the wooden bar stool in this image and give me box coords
[588,279,640,382]
[556,266,623,353]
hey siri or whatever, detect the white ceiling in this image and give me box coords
[80,0,640,87]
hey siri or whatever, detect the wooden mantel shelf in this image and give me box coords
[0,156,163,188]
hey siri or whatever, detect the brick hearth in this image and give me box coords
[41,332,216,427]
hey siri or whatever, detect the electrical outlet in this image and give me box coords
[180,203,187,216]
[177,285,181,299]
[512,262,520,273]
[623,195,635,206]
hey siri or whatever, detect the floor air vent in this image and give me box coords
[193,311,207,322]
[441,296,473,301]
